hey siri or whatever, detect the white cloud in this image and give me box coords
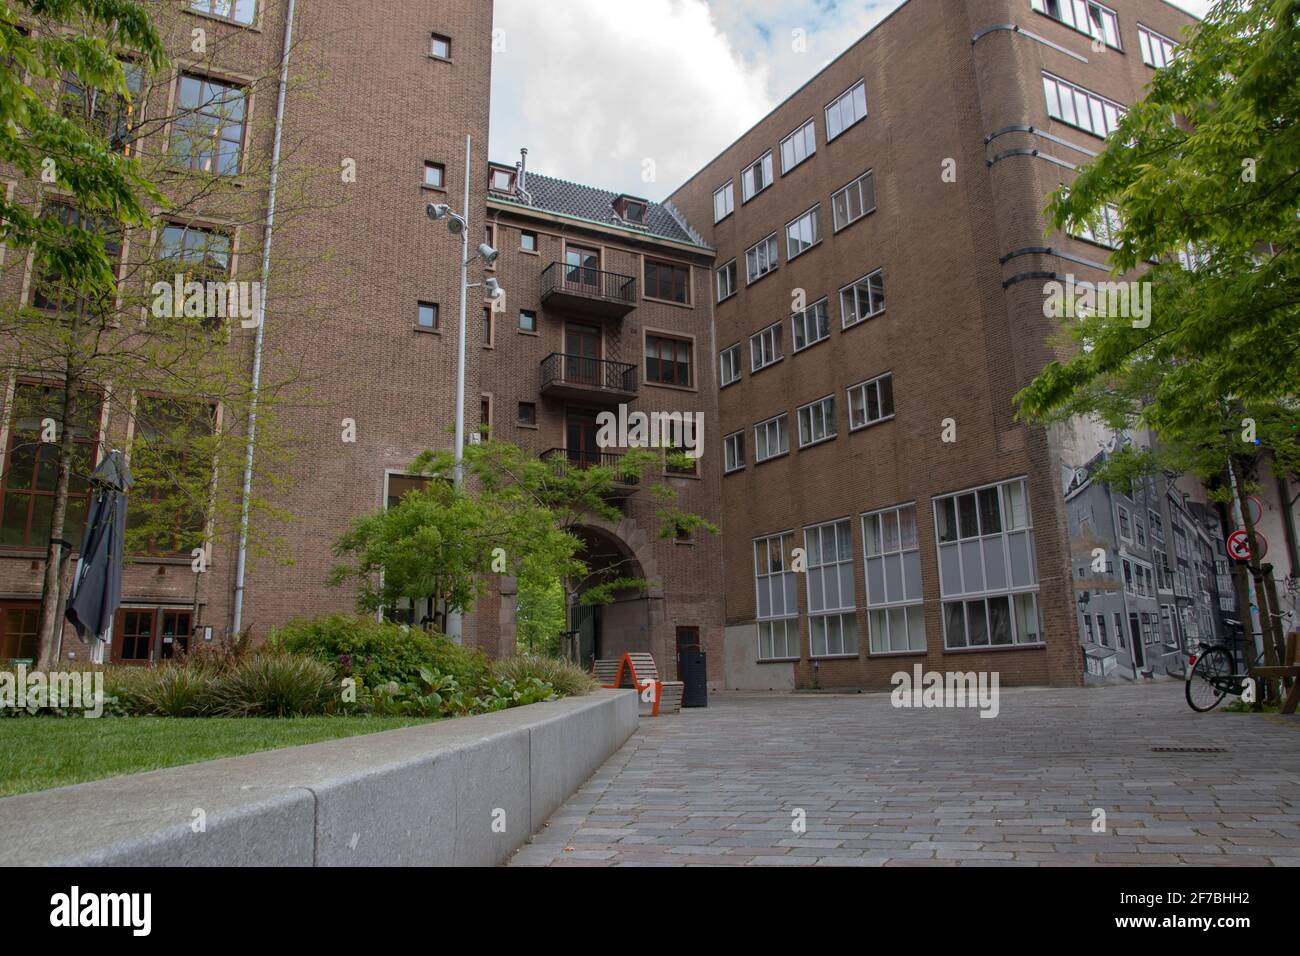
[489,0,1213,198]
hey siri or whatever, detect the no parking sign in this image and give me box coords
[1227,529,1267,562]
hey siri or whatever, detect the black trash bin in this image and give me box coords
[679,650,708,707]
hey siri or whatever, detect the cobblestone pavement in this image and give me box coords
[509,682,1300,867]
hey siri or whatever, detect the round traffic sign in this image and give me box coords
[1227,529,1251,561]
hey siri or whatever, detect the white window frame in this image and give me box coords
[1070,200,1123,248]
[716,258,737,302]
[719,343,741,387]
[1137,24,1178,69]
[741,150,774,202]
[796,395,837,448]
[780,118,817,174]
[713,180,735,223]
[745,232,779,284]
[1043,72,1126,138]
[839,268,886,328]
[832,170,876,231]
[754,413,789,463]
[847,373,895,430]
[785,204,821,260]
[825,79,867,142]
[749,322,782,372]
[932,477,1042,649]
[791,298,829,352]
[1031,0,1121,50]
[862,503,926,654]
[1117,504,1132,542]
[805,518,857,658]
[754,532,800,661]
[724,431,745,473]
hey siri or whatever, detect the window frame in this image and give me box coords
[838,268,886,328]
[643,257,691,305]
[753,413,789,464]
[644,332,693,388]
[713,180,735,223]
[723,431,745,474]
[1137,24,1178,69]
[189,0,258,27]
[831,170,876,232]
[796,394,837,449]
[171,71,249,177]
[745,232,779,285]
[716,258,737,303]
[754,531,800,661]
[846,372,895,430]
[785,204,821,261]
[416,300,439,331]
[1030,0,1122,50]
[749,321,782,373]
[430,32,452,61]
[423,161,445,189]
[740,150,774,203]
[862,502,927,655]
[791,298,830,353]
[779,118,817,174]
[1042,72,1126,139]
[824,79,867,142]
[719,343,742,388]
[804,518,858,659]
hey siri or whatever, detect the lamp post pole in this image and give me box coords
[446,133,472,642]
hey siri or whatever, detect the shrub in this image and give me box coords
[491,654,597,698]
[208,653,337,717]
[132,666,216,717]
[271,614,490,691]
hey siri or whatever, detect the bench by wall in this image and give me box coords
[0,689,637,866]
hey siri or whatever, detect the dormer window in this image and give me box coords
[614,194,649,225]
[489,165,516,193]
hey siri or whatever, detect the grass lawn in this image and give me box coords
[0,716,430,798]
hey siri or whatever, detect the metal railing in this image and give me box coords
[540,352,638,393]
[541,261,637,307]
[540,448,640,485]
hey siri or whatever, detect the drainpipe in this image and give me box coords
[230,0,296,636]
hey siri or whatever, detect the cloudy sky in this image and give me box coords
[488,0,1213,200]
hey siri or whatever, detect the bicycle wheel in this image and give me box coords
[1186,646,1234,712]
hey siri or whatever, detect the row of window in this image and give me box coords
[1031,0,1180,70]
[712,78,868,223]
[716,171,876,302]
[718,267,884,390]
[722,372,895,472]
[753,479,1041,659]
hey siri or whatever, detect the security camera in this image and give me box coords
[426,202,450,221]
[477,242,499,264]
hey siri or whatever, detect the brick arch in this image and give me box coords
[572,515,663,600]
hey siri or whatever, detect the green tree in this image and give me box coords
[329,438,718,651]
[1016,0,1300,686]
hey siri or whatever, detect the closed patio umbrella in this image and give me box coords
[65,450,132,658]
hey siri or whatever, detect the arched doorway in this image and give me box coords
[567,523,658,670]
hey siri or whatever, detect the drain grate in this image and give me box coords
[1151,746,1227,753]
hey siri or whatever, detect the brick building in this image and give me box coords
[666,0,1198,689]
[2,0,1208,693]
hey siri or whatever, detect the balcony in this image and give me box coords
[540,261,637,319]
[540,448,640,495]
[539,353,638,402]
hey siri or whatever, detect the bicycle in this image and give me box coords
[1184,639,1265,712]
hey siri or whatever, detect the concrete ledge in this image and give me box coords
[0,689,638,867]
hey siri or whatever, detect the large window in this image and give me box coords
[832,170,875,231]
[1043,72,1126,138]
[0,602,40,661]
[933,477,1042,649]
[60,59,144,155]
[796,395,836,448]
[127,397,215,555]
[847,373,894,429]
[719,343,741,387]
[1138,25,1178,69]
[785,205,821,260]
[745,232,779,284]
[31,204,122,314]
[0,383,100,550]
[713,180,734,222]
[749,322,782,372]
[741,151,773,202]
[825,79,867,141]
[839,268,885,327]
[157,222,232,289]
[645,334,692,387]
[780,118,817,173]
[805,519,857,658]
[863,503,926,653]
[1070,200,1123,248]
[791,298,829,352]
[716,259,737,302]
[723,431,745,473]
[754,414,789,463]
[1031,0,1120,49]
[173,73,247,175]
[645,259,690,304]
[190,0,257,25]
[754,532,799,660]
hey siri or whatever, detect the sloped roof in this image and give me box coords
[490,169,703,246]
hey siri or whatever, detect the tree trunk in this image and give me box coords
[1229,454,1283,704]
[36,382,80,670]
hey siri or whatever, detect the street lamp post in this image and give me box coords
[426,133,504,641]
